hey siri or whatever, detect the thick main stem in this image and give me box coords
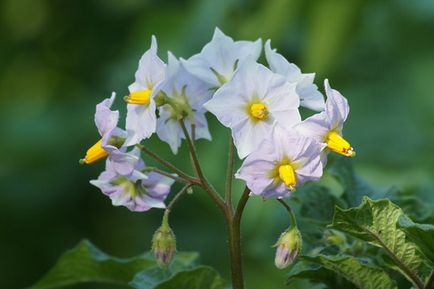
[179,118,248,288]
[225,187,250,289]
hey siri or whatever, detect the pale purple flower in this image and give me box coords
[82,93,139,176]
[204,59,301,159]
[296,79,355,161]
[156,53,212,154]
[182,28,262,90]
[265,40,324,111]
[235,126,323,198]
[90,148,174,212]
[125,36,166,146]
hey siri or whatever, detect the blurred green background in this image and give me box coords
[1,0,434,288]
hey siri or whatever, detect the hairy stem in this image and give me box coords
[277,199,297,229]
[225,136,235,209]
[167,183,193,211]
[226,187,250,289]
[142,167,193,184]
[136,144,196,182]
[179,119,226,214]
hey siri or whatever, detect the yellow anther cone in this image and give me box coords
[326,131,355,157]
[125,89,152,105]
[250,103,268,120]
[81,139,108,164]
[278,164,296,191]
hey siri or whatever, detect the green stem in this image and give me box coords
[225,135,235,209]
[425,270,434,289]
[142,167,193,184]
[136,144,197,183]
[179,119,226,214]
[226,186,250,289]
[167,184,193,211]
[277,199,297,229]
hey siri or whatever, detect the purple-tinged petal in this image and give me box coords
[95,92,119,136]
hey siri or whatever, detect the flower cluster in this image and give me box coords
[81,28,355,211]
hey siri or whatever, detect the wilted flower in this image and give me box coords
[152,210,177,267]
[90,148,175,211]
[235,126,322,198]
[80,93,139,175]
[124,36,166,145]
[265,40,324,111]
[182,28,262,90]
[274,226,302,269]
[205,59,301,159]
[296,79,355,162]
[156,53,212,154]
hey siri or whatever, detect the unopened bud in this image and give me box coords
[274,227,302,269]
[154,91,167,107]
[152,210,176,267]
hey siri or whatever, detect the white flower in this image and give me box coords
[125,36,166,146]
[90,148,175,212]
[204,58,301,158]
[265,40,324,111]
[236,125,323,198]
[156,53,212,154]
[81,93,139,176]
[182,28,262,90]
[296,79,355,162]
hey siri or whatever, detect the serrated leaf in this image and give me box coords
[287,260,357,289]
[131,266,225,289]
[398,215,434,265]
[290,255,397,289]
[27,239,199,289]
[330,197,425,284]
[327,157,375,207]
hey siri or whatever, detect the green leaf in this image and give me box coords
[131,266,225,289]
[287,260,357,289]
[327,157,375,207]
[330,197,425,284]
[289,255,397,289]
[398,215,434,265]
[297,184,346,223]
[28,239,199,289]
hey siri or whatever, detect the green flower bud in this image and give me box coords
[154,91,168,107]
[152,210,176,267]
[274,226,302,269]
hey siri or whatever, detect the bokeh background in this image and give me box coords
[1,0,434,288]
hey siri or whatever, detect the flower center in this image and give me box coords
[125,89,152,105]
[325,131,356,157]
[81,139,108,164]
[249,102,269,120]
[278,164,296,191]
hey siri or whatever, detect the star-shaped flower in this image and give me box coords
[81,93,139,175]
[204,59,301,158]
[236,126,323,198]
[296,79,355,163]
[90,148,175,212]
[156,53,212,154]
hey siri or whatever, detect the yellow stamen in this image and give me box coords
[124,89,152,105]
[249,102,269,120]
[81,139,108,164]
[326,131,356,157]
[278,164,296,191]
